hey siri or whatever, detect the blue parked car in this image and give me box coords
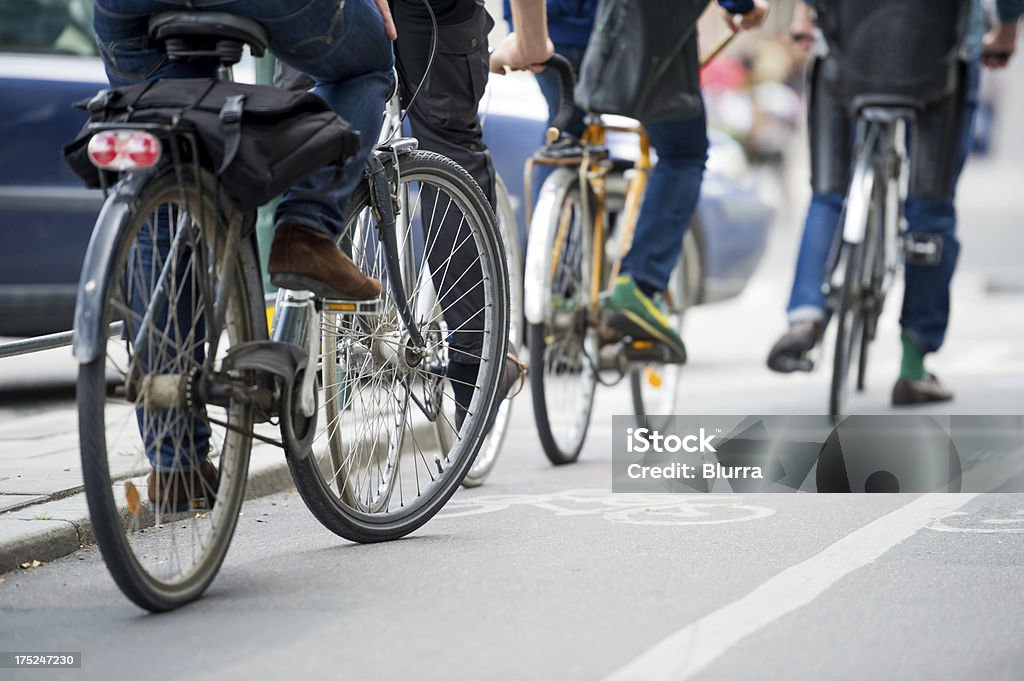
[0,0,771,336]
[0,0,103,336]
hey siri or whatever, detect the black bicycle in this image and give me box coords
[800,0,969,416]
[74,12,508,610]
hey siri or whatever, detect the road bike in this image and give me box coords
[522,57,700,465]
[74,11,508,610]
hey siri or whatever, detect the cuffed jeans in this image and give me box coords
[786,61,980,355]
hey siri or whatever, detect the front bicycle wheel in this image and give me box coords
[630,225,701,428]
[77,168,262,611]
[527,170,598,465]
[287,150,509,543]
[462,173,523,487]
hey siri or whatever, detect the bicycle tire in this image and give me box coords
[462,173,523,487]
[527,170,598,465]
[629,224,701,428]
[287,150,509,542]
[78,167,262,611]
[830,165,883,416]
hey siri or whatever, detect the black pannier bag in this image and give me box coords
[575,0,711,122]
[63,78,360,210]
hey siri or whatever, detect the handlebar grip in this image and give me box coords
[542,53,577,144]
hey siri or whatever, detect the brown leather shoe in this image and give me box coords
[892,373,954,406]
[147,458,220,513]
[268,223,381,300]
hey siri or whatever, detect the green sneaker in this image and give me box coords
[603,275,686,363]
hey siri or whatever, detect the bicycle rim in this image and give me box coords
[289,151,508,542]
[78,168,258,611]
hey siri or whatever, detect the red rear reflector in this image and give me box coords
[87,131,162,171]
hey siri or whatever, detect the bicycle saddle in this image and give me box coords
[148,11,268,60]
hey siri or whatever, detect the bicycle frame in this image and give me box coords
[829,107,912,306]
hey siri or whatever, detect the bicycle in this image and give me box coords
[808,0,970,416]
[273,65,523,505]
[73,11,508,610]
[522,57,699,465]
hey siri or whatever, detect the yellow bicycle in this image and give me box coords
[522,58,700,465]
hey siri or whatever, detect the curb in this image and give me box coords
[0,449,293,574]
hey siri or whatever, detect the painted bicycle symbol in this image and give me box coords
[437,488,775,526]
[927,509,1024,534]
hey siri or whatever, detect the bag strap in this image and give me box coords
[218,94,246,175]
[632,2,707,115]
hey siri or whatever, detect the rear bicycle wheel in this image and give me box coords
[630,225,700,428]
[830,240,866,417]
[462,173,523,487]
[77,168,262,611]
[527,171,597,465]
[287,150,509,542]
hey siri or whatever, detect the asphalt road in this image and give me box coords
[2,29,1024,681]
[2,447,1023,681]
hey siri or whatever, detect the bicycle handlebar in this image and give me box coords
[542,53,577,145]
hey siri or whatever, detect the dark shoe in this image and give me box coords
[268,223,381,300]
[449,347,527,432]
[603,275,686,363]
[767,320,823,373]
[147,458,220,513]
[892,373,953,406]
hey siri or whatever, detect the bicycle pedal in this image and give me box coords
[903,233,943,267]
[623,339,683,365]
[322,298,381,316]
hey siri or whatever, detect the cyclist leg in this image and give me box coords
[259,0,395,297]
[767,193,843,372]
[768,56,852,373]
[92,0,392,488]
[606,109,707,361]
[392,0,521,414]
[894,60,980,404]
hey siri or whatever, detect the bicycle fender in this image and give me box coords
[524,168,577,326]
[73,172,151,364]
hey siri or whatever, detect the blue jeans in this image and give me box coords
[619,111,708,293]
[787,61,980,354]
[93,0,393,469]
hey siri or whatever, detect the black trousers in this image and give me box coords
[392,0,495,365]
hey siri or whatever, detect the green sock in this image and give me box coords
[900,332,927,381]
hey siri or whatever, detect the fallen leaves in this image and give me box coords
[20,560,44,569]
[125,480,141,517]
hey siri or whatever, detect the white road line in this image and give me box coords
[602,493,978,681]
